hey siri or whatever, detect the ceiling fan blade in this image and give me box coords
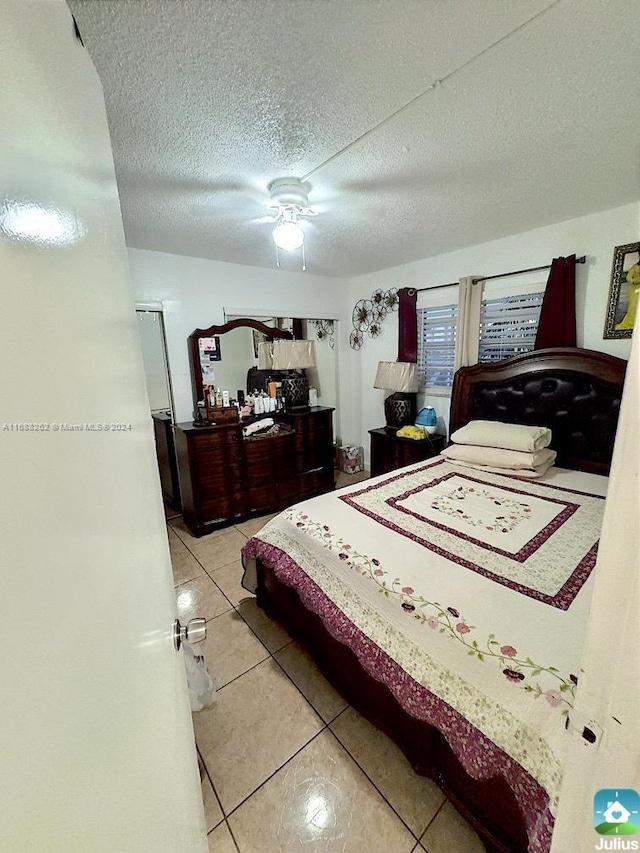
[249,213,278,225]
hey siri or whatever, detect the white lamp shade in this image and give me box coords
[257,341,274,370]
[373,361,419,393]
[272,339,317,370]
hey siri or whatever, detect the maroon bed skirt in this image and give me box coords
[248,543,553,853]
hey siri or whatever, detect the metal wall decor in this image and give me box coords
[349,287,398,349]
[309,319,335,349]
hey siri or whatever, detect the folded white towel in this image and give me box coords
[450,420,552,453]
[441,444,556,470]
[242,417,274,437]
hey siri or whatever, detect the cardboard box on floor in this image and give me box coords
[338,444,364,474]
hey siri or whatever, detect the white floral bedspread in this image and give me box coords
[242,457,607,824]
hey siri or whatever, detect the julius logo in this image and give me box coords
[594,789,640,850]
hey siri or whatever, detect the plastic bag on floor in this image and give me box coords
[183,642,216,712]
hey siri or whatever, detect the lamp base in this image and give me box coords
[384,392,416,431]
[282,372,309,411]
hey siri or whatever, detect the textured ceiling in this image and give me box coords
[68,0,640,277]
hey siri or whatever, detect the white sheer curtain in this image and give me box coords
[453,276,483,371]
[551,329,640,850]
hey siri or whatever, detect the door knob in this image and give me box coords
[173,617,206,651]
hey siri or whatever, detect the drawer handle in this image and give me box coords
[303,466,325,474]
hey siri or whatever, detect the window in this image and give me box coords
[417,286,545,388]
[478,291,544,362]
[417,303,457,388]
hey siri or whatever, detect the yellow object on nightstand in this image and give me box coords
[396,425,427,440]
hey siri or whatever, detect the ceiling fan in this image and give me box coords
[266,177,317,269]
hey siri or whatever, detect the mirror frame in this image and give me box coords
[188,318,293,408]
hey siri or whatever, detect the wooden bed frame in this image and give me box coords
[254,347,627,852]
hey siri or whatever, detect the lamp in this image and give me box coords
[273,209,304,252]
[272,339,317,411]
[257,341,274,370]
[374,361,419,431]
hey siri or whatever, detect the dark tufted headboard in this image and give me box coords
[449,348,627,475]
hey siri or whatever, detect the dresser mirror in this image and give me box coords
[225,315,338,410]
[189,318,293,408]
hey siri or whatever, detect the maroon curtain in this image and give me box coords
[534,255,577,349]
[398,287,418,362]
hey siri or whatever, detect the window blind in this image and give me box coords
[478,291,544,362]
[417,303,457,388]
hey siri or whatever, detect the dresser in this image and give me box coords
[369,427,446,477]
[175,407,335,536]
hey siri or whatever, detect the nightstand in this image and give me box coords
[369,428,446,477]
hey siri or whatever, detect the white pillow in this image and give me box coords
[450,420,552,453]
[445,458,555,479]
[441,444,556,470]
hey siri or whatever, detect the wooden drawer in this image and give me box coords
[193,434,241,463]
[246,432,297,482]
[278,476,302,505]
[245,432,293,458]
[191,426,241,449]
[246,465,275,488]
[245,440,269,464]
[300,467,334,498]
[195,458,243,482]
[245,441,275,487]
[395,443,415,467]
[200,491,245,520]
[246,483,277,513]
[303,446,332,472]
[276,451,298,481]
[307,417,331,443]
[195,458,243,485]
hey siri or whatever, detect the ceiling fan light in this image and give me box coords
[273,220,304,252]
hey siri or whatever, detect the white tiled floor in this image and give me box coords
[168,470,486,852]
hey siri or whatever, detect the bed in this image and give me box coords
[241,347,626,853]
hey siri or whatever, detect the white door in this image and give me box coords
[0,3,207,851]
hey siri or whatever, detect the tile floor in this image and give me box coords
[167,470,486,853]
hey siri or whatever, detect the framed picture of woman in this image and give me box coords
[603,242,640,339]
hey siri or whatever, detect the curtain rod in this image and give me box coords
[415,255,586,293]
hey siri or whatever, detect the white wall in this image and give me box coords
[127,248,350,428]
[127,203,638,465]
[344,202,639,463]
